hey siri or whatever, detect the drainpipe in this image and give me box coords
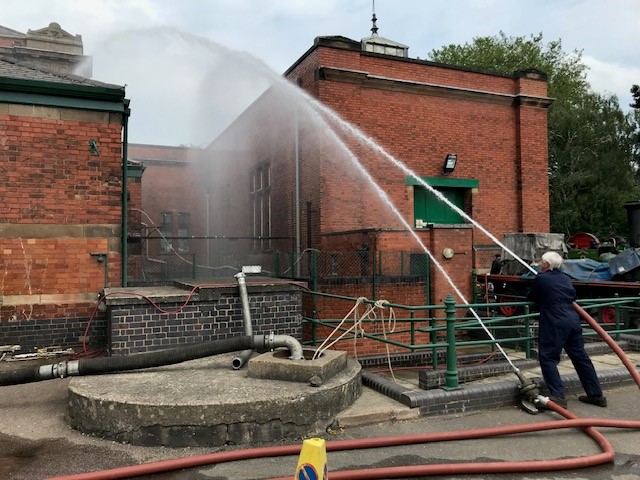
[121,100,131,287]
[294,103,301,277]
[205,192,210,267]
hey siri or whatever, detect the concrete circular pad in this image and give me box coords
[67,352,361,447]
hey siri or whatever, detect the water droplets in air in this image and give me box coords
[84,26,533,366]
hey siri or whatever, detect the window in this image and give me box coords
[251,162,271,250]
[177,212,190,253]
[160,212,173,253]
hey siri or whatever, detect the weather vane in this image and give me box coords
[371,0,379,36]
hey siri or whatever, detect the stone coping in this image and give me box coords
[103,278,308,306]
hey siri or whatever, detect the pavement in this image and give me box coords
[2,345,640,479]
[336,344,640,426]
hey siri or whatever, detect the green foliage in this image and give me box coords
[427,32,640,240]
[550,93,640,237]
[632,85,640,109]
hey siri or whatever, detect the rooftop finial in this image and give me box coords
[371,0,379,36]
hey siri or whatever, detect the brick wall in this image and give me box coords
[199,36,551,357]
[108,290,302,355]
[0,308,107,352]
[286,38,551,244]
[0,104,123,350]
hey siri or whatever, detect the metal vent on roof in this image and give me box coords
[360,1,409,58]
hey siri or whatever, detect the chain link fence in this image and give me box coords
[127,237,430,286]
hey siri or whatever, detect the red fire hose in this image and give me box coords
[48,412,640,480]
[573,301,640,388]
[47,304,640,480]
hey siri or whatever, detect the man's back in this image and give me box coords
[528,270,579,325]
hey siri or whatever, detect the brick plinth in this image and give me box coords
[105,283,303,355]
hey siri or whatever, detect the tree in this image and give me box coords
[550,92,639,237]
[427,32,640,239]
[631,85,640,109]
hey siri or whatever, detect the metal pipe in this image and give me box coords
[121,101,130,287]
[232,272,305,368]
[205,192,210,267]
[294,106,301,277]
[232,272,256,369]
[259,332,304,361]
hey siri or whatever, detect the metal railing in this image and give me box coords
[303,291,640,389]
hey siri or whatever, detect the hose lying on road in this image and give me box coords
[0,335,301,386]
[44,303,640,480]
[47,411,640,480]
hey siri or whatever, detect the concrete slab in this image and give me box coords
[248,347,347,384]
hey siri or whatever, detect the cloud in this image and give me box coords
[583,55,640,108]
[2,0,638,143]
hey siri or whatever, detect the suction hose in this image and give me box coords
[0,334,302,387]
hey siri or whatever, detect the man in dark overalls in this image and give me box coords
[527,251,607,408]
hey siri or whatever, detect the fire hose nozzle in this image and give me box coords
[516,373,541,415]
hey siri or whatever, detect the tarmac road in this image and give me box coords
[1,365,640,480]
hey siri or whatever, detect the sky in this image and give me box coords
[3,0,639,146]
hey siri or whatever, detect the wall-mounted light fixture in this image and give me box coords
[443,154,457,174]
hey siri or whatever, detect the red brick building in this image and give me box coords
[126,143,207,281]
[0,26,552,356]
[205,34,552,315]
[0,55,129,349]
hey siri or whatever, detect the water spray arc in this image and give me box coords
[304,91,537,276]
[278,80,640,416]
[314,110,522,375]
[273,81,533,385]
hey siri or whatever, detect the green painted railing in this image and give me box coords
[302,291,640,389]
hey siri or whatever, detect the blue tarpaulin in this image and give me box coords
[608,249,640,277]
[522,258,613,281]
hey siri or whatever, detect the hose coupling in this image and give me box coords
[39,361,68,380]
[516,371,541,415]
[38,360,80,380]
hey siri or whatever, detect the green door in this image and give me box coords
[414,187,465,225]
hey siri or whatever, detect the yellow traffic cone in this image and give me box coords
[294,437,328,480]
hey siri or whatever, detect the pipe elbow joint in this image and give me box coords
[252,333,304,360]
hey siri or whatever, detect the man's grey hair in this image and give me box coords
[541,251,563,270]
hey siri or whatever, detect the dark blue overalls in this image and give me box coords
[527,269,603,399]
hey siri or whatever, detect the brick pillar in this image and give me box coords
[428,226,473,306]
[514,70,553,232]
